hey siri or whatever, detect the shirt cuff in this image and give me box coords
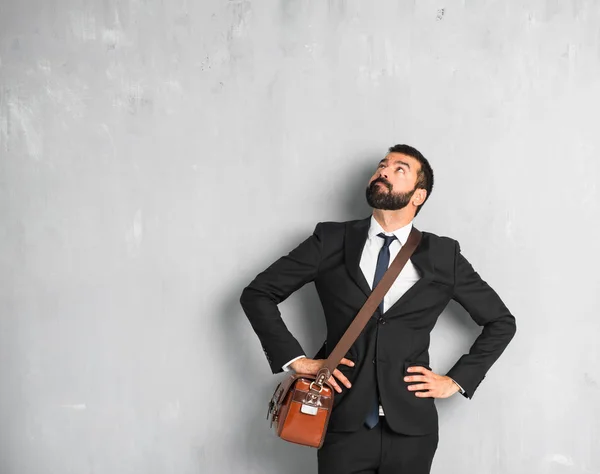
[449,377,465,394]
[282,355,306,372]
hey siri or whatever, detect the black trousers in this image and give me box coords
[317,416,439,474]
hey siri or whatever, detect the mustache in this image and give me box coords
[371,178,391,190]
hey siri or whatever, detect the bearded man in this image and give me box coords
[240,144,517,474]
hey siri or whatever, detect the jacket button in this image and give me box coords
[378,317,386,324]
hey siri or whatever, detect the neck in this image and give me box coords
[372,208,414,232]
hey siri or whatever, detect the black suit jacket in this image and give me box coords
[239,216,516,435]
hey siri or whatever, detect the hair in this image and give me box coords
[387,144,434,217]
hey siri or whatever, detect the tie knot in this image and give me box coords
[377,232,397,248]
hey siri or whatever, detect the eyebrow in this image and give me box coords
[379,159,411,170]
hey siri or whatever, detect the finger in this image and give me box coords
[415,390,435,398]
[328,376,342,393]
[333,369,352,389]
[407,383,430,391]
[407,366,431,375]
[404,375,427,383]
[340,358,355,367]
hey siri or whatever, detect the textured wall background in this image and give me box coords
[1,1,599,473]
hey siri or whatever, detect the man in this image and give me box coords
[239,144,517,473]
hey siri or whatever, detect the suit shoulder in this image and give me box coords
[421,230,459,252]
[316,217,363,231]
[421,231,459,278]
[317,220,348,229]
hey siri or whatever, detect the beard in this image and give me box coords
[365,178,416,210]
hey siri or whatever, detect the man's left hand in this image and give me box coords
[404,366,460,398]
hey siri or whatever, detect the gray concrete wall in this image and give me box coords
[1,1,598,473]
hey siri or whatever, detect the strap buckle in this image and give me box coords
[309,367,330,393]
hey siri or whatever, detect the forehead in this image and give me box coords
[379,152,421,171]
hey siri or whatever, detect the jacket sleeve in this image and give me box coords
[445,240,517,399]
[239,222,324,374]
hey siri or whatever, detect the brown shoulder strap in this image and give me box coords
[313,227,423,387]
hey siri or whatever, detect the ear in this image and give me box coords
[412,188,427,207]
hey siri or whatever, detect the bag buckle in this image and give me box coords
[301,390,322,416]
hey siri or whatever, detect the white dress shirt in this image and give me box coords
[282,216,464,409]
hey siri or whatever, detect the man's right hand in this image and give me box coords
[289,357,355,393]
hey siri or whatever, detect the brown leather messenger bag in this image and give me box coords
[266,227,423,448]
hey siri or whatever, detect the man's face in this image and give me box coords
[365,153,423,211]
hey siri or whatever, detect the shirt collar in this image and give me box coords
[367,215,413,246]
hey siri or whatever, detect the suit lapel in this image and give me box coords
[344,217,434,315]
[383,230,434,316]
[344,216,373,298]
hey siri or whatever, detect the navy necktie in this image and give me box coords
[364,232,398,429]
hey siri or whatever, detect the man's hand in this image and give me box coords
[290,357,355,393]
[404,366,460,398]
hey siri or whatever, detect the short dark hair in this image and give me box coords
[388,144,434,217]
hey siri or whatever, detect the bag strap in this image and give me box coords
[311,226,423,390]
